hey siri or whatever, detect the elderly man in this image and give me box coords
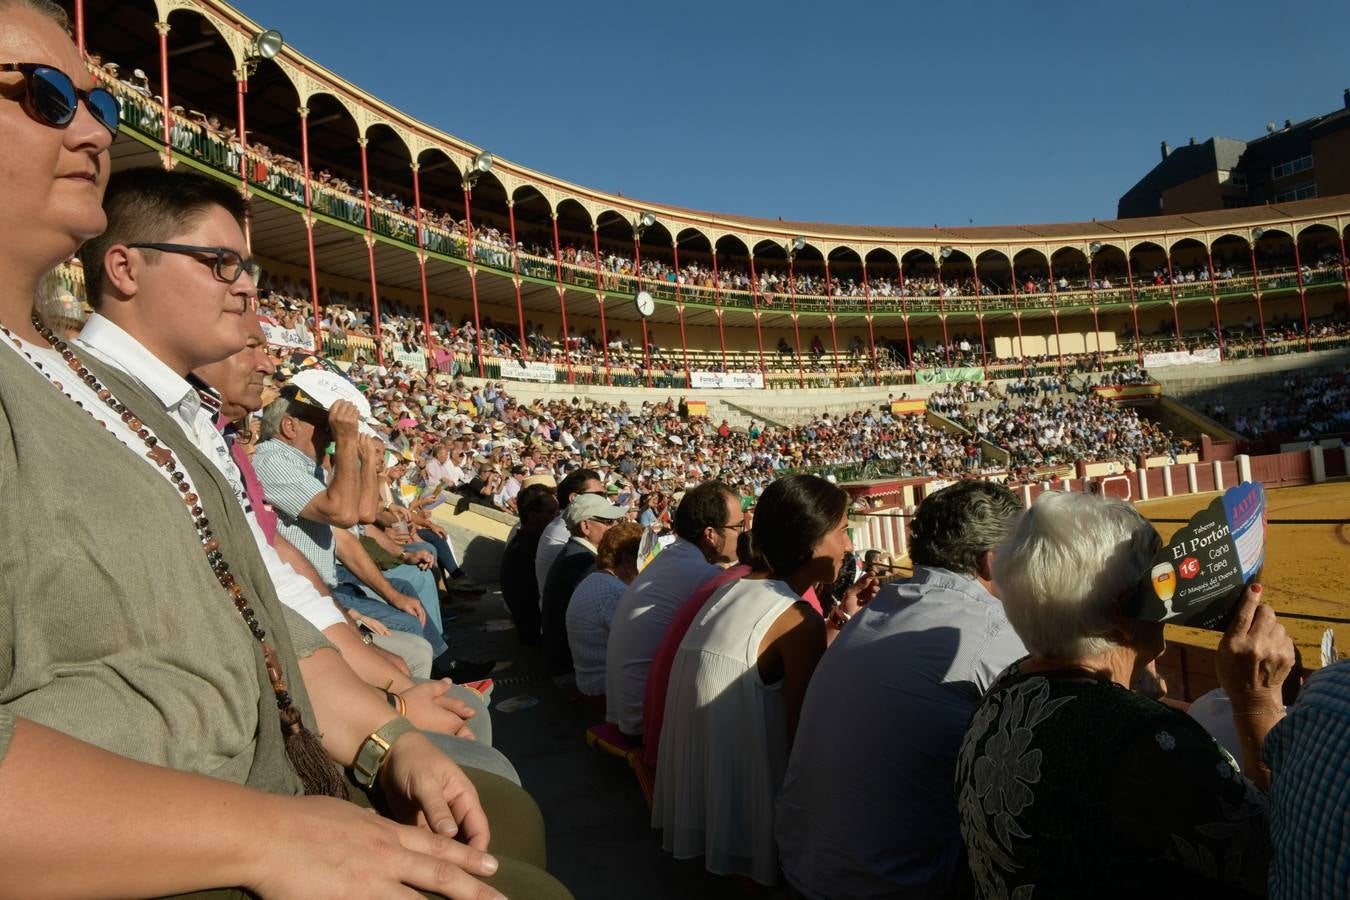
[776,480,1026,900]
[605,480,744,737]
[540,493,629,678]
[535,467,604,592]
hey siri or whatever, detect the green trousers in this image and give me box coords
[163,767,572,899]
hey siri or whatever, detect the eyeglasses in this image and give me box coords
[126,242,261,284]
[719,521,747,532]
[1,63,119,136]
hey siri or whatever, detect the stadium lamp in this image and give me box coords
[633,210,657,238]
[787,235,806,260]
[1089,241,1102,256]
[938,245,953,265]
[243,29,283,75]
[463,151,493,189]
[1252,227,1265,241]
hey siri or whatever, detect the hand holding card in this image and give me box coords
[1130,482,1267,631]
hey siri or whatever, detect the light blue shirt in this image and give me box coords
[776,566,1027,900]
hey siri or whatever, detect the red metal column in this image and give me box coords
[298,107,322,353]
[1249,241,1267,356]
[824,257,841,386]
[972,258,988,375]
[711,250,727,371]
[633,236,652,387]
[747,252,767,382]
[235,75,249,186]
[1164,247,1181,350]
[1010,258,1027,377]
[357,137,384,367]
[897,256,914,378]
[787,256,805,388]
[935,254,951,366]
[156,21,172,166]
[507,201,526,362]
[1125,253,1144,366]
[409,164,433,360]
[861,262,878,382]
[462,183,485,377]
[550,214,573,382]
[591,226,611,384]
[1206,248,1224,360]
[1292,238,1311,352]
[75,0,85,54]
[1087,254,1102,357]
[672,240,691,387]
[1046,257,1064,375]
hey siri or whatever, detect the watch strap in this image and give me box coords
[351,716,418,789]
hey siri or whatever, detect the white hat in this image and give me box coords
[286,368,380,437]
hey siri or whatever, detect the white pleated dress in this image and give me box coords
[652,577,803,885]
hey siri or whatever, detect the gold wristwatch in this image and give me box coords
[352,717,418,789]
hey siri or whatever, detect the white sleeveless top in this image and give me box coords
[653,576,804,885]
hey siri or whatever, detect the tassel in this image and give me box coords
[281,707,348,798]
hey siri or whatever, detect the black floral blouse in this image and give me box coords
[956,662,1270,899]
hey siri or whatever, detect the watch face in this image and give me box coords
[635,290,655,317]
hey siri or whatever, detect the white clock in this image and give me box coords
[635,290,655,317]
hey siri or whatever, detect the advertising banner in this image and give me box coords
[260,319,312,351]
[393,348,428,373]
[499,359,557,383]
[1130,482,1266,630]
[1142,348,1222,369]
[689,371,765,390]
[915,367,984,384]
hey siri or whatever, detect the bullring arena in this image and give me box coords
[12,0,1350,896]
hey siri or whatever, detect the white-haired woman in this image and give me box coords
[957,492,1293,899]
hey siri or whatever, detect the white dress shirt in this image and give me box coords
[77,315,345,631]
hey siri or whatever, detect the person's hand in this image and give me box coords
[327,400,361,446]
[392,504,415,524]
[838,573,880,617]
[347,610,392,637]
[1217,584,1295,711]
[387,591,427,626]
[402,548,435,570]
[401,679,478,739]
[358,434,384,467]
[423,521,447,539]
[378,731,492,850]
[246,793,502,900]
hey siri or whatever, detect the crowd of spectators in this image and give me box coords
[1222,367,1350,440]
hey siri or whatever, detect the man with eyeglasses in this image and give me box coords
[605,480,744,738]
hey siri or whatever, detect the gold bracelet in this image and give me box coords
[395,692,407,717]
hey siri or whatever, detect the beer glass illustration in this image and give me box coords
[1151,562,1178,618]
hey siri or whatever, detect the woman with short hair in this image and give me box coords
[654,474,853,885]
[957,492,1293,899]
[565,521,644,698]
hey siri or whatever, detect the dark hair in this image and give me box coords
[909,480,1023,576]
[79,167,251,307]
[517,484,559,518]
[673,480,737,544]
[750,474,849,576]
[555,467,600,506]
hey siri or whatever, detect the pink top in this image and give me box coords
[642,564,750,767]
[217,414,279,546]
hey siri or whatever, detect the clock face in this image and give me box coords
[635,291,655,317]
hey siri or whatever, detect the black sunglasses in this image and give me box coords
[126,242,261,284]
[1,63,119,136]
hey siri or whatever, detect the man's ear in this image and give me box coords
[975,548,996,583]
[100,245,140,303]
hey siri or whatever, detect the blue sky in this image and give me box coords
[234,0,1349,228]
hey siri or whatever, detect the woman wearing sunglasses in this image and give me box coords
[0,3,568,898]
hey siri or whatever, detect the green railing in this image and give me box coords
[101,71,1350,333]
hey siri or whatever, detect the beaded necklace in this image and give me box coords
[1,312,344,796]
